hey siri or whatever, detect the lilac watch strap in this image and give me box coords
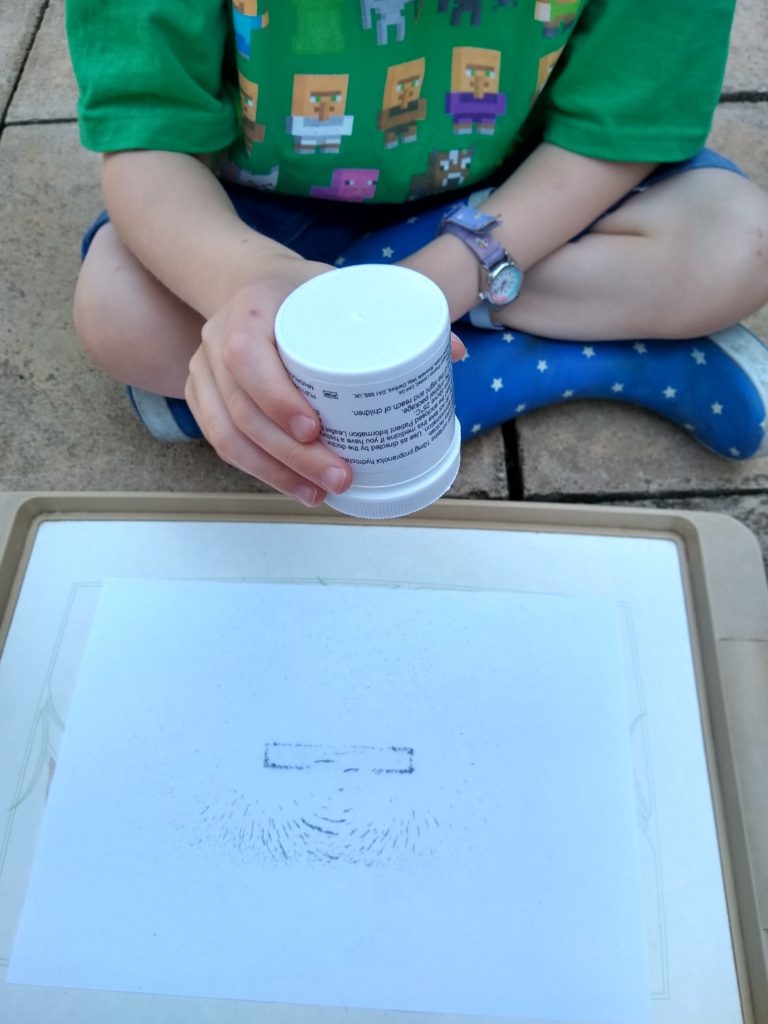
[439,203,506,269]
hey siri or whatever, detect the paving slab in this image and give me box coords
[6,0,76,124]
[449,429,509,499]
[517,101,768,501]
[723,0,768,95]
[518,401,768,500]
[0,0,44,118]
[0,121,279,494]
[707,100,768,191]
[0,121,508,500]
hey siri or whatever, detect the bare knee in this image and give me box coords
[675,181,768,333]
[611,171,768,334]
[73,223,136,375]
[709,181,768,304]
[73,223,203,394]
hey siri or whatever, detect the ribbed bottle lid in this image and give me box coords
[325,418,461,519]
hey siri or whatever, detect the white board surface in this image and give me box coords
[0,520,744,1024]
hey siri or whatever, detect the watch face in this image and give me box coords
[486,262,523,307]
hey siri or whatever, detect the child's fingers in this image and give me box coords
[450,331,467,362]
[216,318,324,444]
[187,341,352,502]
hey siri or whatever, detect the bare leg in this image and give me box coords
[73,223,203,397]
[501,169,768,340]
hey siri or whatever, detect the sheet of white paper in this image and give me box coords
[9,577,650,1022]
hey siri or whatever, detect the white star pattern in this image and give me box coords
[582,346,595,358]
[761,417,768,433]
[691,348,707,365]
[633,342,647,354]
[711,401,723,415]
[461,349,471,362]
[515,403,526,413]
[729,447,741,457]
[663,386,677,399]
[502,332,514,342]
[491,377,503,392]
[406,217,418,224]
[471,423,482,433]
[684,423,695,431]
[334,256,346,266]
[611,382,624,393]
[381,246,394,258]
[536,359,548,372]
[562,389,574,398]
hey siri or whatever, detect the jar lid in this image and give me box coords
[325,417,461,519]
[275,265,450,383]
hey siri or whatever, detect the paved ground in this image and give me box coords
[1,0,768,562]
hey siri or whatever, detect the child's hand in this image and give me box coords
[185,253,465,505]
[185,257,354,507]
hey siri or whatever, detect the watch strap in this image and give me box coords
[440,220,507,269]
[439,201,523,310]
[468,301,505,331]
[442,202,499,233]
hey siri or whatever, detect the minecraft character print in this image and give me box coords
[378,58,427,148]
[361,0,415,45]
[310,168,380,200]
[534,0,580,37]
[217,159,279,190]
[437,0,517,27]
[408,147,474,199]
[232,0,269,59]
[286,74,354,154]
[238,73,266,152]
[445,47,506,135]
[437,0,483,28]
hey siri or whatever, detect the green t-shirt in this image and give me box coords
[66,0,735,205]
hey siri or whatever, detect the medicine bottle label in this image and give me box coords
[289,345,455,484]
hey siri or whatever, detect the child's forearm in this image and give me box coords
[99,150,355,504]
[402,142,657,322]
[101,151,310,319]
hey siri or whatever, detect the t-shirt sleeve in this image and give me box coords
[66,0,239,154]
[539,0,736,163]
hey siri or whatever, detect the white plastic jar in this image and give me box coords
[275,264,461,519]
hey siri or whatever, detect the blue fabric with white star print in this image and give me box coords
[446,325,768,459]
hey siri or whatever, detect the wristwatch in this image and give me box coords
[438,203,523,309]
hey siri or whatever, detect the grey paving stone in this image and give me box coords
[0,122,267,493]
[0,0,44,118]
[708,101,768,190]
[723,0,768,95]
[517,102,768,501]
[7,0,77,124]
[1,121,506,501]
[449,429,509,499]
[518,401,768,500]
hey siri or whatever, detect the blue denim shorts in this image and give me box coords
[80,147,745,264]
